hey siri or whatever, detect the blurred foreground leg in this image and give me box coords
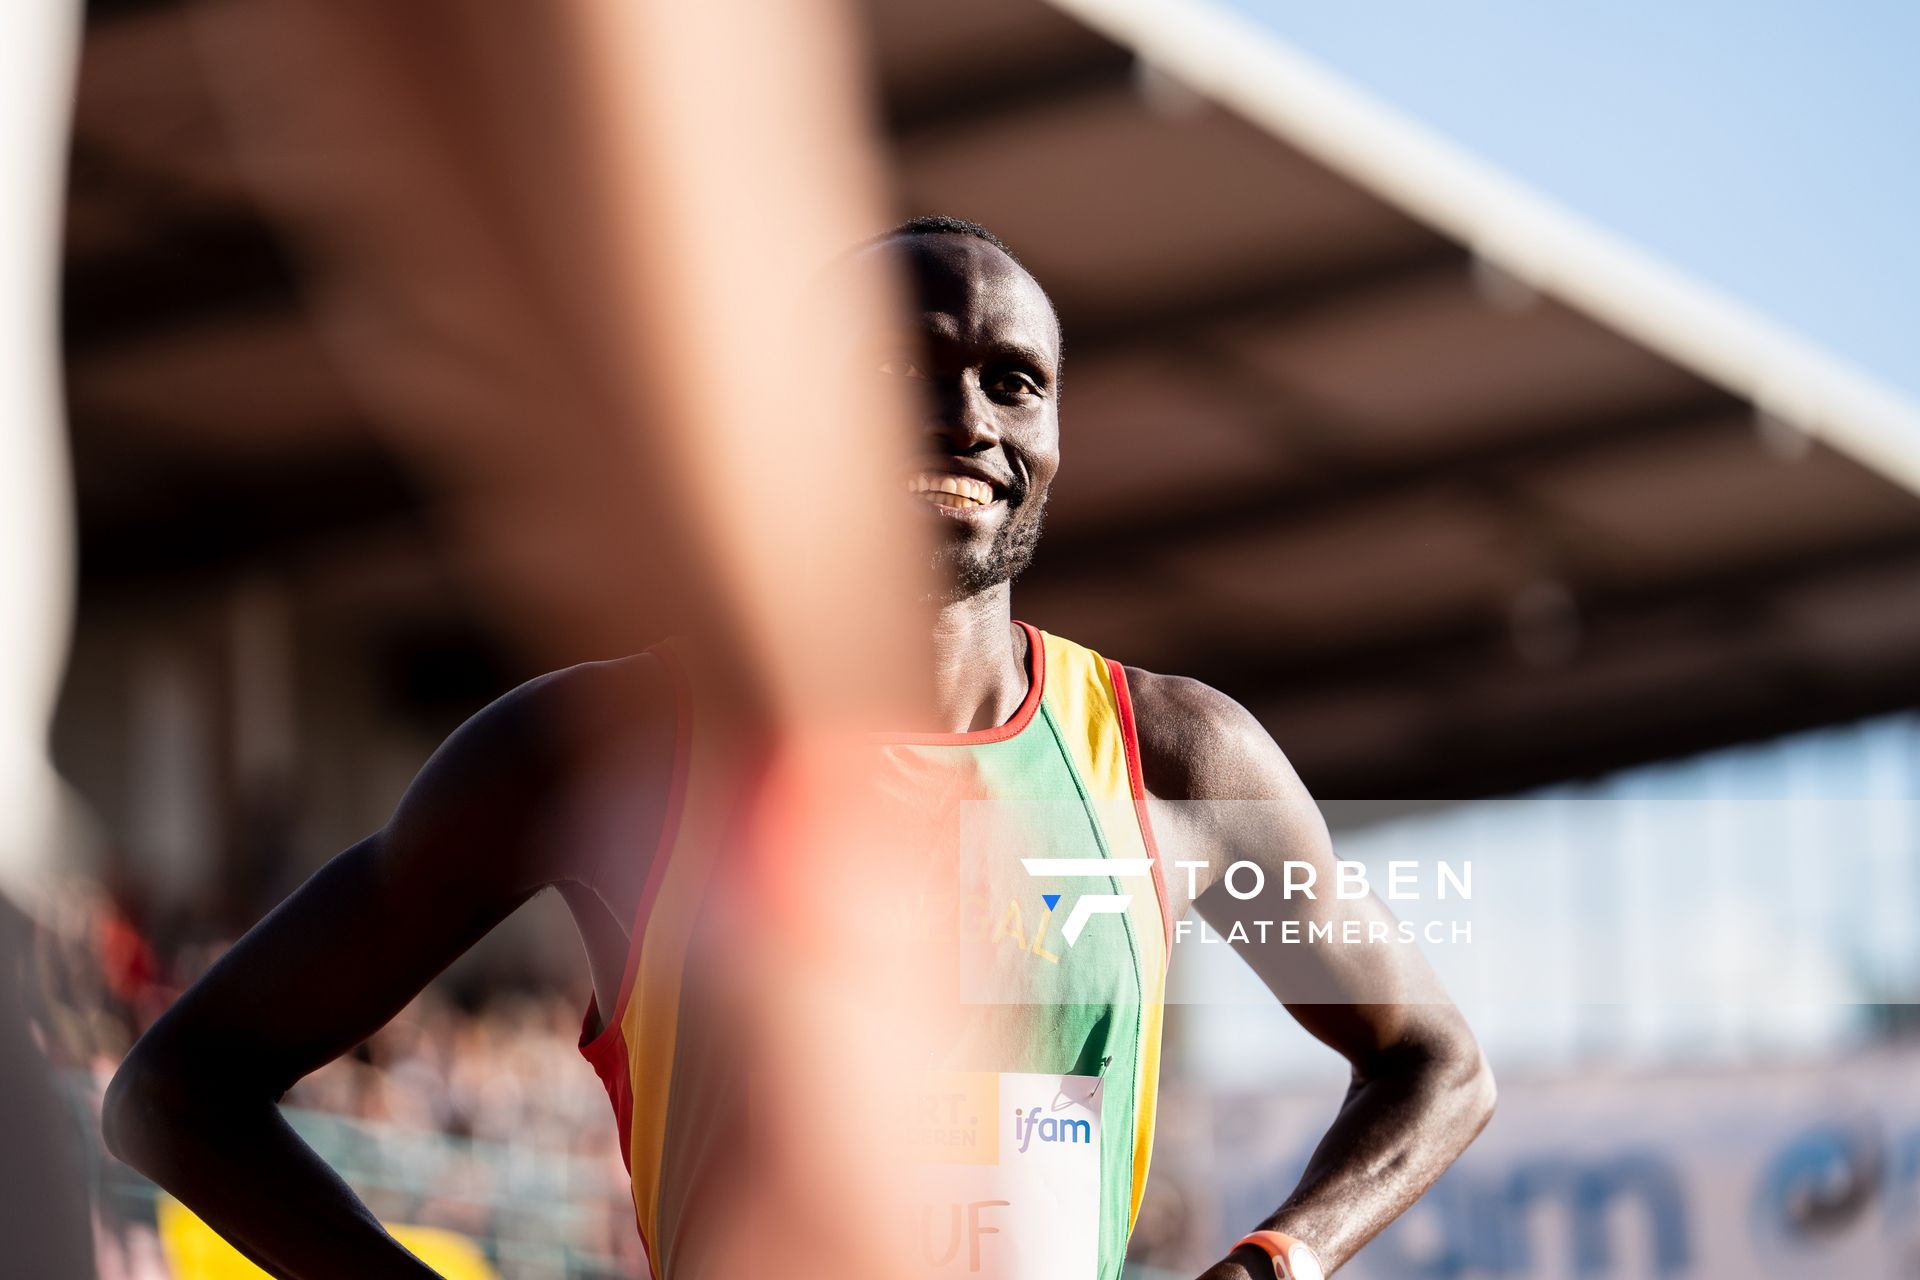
[0,0,94,1274]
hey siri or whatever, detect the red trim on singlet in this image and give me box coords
[879,620,1047,745]
[597,1024,638,1169]
[583,1029,658,1279]
[1107,659,1173,954]
[580,643,695,1061]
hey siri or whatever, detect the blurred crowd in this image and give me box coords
[30,878,643,1280]
[26,874,1213,1279]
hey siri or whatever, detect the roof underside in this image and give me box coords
[62,0,1920,796]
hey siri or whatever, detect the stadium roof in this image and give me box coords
[864,0,1920,793]
[60,0,1920,796]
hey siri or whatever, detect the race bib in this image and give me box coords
[898,1071,1102,1278]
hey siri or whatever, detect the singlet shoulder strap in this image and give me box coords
[1031,628,1173,955]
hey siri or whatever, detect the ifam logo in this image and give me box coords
[1014,1104,1092,1153]
[1019,858,1154,947]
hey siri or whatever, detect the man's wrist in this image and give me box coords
[1231,1229,1324,1280]
[1224,1242,1277,1278]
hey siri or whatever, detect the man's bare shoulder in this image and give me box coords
[506,649,677,744]
[388,650,678,866]
[437,650,675,769]
[1120,665,1310,807]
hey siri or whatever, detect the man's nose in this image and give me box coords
[928,380,998,453]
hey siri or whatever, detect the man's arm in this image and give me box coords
[102,653,674,1280]
[1128,670,1496,1277]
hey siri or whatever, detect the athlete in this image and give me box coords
[105,216,1493,1279]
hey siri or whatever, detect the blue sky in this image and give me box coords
[1217,0,1920,406]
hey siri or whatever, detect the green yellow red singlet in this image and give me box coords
[581,622,1172,1279]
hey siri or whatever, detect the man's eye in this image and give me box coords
[991,372,1039,397]
[879,357,928,379]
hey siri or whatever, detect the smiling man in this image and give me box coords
[104,216,1492,1280]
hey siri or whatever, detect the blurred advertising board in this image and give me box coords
[1146,1050,1919,1280]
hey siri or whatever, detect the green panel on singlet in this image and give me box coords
[878,659,1162,1278]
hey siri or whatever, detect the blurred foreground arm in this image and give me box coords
[108,0,916,1268]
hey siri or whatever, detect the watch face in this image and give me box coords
[1285,1244,1325,1280]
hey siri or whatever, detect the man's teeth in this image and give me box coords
[905,473,995,507]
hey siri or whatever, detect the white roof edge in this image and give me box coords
[1046,0,1920,495]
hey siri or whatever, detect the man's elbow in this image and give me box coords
[102,1041,209,1175]
[1420,1021,1496,1154]
[1456,1045,1497,1139]
[101,1051,161,1170]
[1399,1019,1496,1146]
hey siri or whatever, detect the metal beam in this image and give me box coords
[1061,238,1466,355]
[1033,391,1750,576]
[1187,522,1920,696]
[881,42,1137,141]
[63,211,300,356]
[77,447,420,588]
[84,0,184,23]
[1290,614,1920,798]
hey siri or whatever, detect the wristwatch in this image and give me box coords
[1234,1230,1324,1280]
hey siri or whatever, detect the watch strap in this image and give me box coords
[1233,1230,1323,1280]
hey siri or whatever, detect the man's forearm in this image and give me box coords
[1212,1041,1494,1275]
[104,1066,440,1280]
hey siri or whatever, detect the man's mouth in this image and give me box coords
[905,471,999,511]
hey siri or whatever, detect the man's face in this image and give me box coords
[867,234,1062,601]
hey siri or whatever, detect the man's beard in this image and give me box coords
[929,490,1047,602]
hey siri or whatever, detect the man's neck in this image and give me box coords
[918,584,1027,735]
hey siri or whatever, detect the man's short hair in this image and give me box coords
[881,215,1027,269]
[872,214,1062,366]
